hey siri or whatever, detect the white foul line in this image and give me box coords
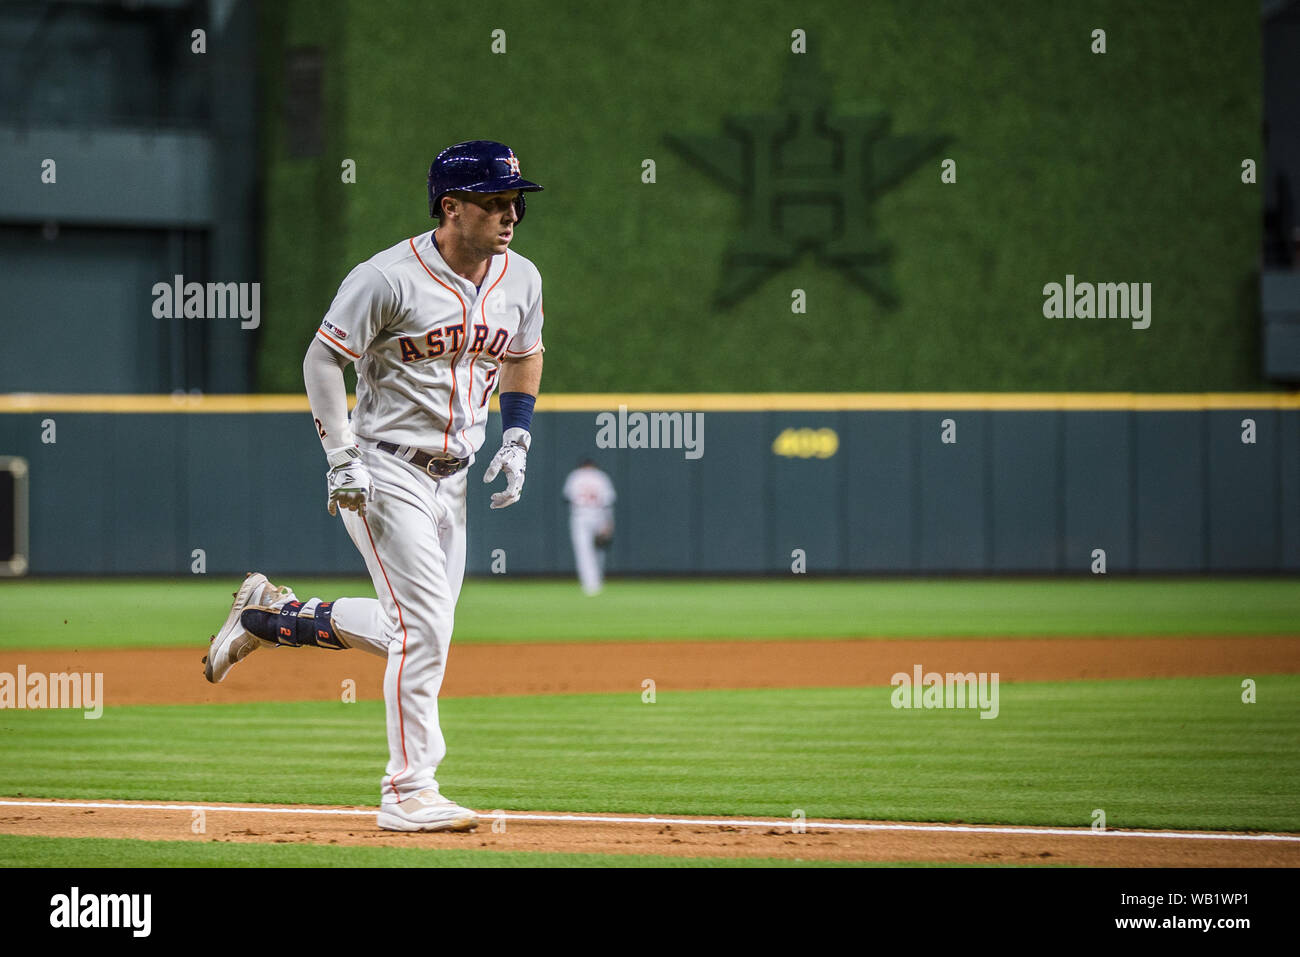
[1,799,1297,843]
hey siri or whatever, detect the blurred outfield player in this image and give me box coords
[201,141,545,833]
[563,459,615,595]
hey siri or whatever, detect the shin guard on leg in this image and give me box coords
[241,599,347,650]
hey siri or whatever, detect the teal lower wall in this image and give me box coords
[1,408,1297,575]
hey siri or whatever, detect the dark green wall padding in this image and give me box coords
[3,407,1296,575]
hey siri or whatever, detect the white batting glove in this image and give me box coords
[482,427,530,509]
[325,446,374,516]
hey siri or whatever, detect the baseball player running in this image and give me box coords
[201,140,545,833]
[563,459,616,595]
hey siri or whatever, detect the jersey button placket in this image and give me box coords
[448,271,482,458]
[457,265,496,453]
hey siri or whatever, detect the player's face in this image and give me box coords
[452,190,520,256]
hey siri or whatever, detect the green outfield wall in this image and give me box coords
[3,396,1297,575]
[258,0,1263,394]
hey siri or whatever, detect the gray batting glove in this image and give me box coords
[483,427,530,509]
[325,445,374,516]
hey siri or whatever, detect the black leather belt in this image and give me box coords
[376,441,469,477]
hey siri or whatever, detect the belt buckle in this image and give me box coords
[425,452,462,477]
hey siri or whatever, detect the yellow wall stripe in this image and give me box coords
[1,392,1298,414]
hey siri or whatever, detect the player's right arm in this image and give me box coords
[304,262,396,516]
[304,336,372,516]
[303,338,352,451]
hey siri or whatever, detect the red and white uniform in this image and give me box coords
[313,230,543,803]
[563,465,616,595]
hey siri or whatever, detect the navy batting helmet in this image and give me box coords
[427,140,543,222]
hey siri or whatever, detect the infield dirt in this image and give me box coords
[1,799,1297,867]
[0,635,1295,705]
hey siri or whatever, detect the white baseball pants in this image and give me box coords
[331,449,468,803]
[569,508,609,595]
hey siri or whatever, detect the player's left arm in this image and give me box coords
[483,352,543,509]
[500,351,542,396]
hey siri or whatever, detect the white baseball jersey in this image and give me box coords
[315,229,544,459]
[564,466,616,513]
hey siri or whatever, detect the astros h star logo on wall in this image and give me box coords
[666,49,950,308]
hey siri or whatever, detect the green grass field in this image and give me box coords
[2,679,1296,832]
[2,577,1297,867]
[2,578,1297,650]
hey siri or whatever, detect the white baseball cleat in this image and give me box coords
[202,572,297,684]
[377,787,479,832]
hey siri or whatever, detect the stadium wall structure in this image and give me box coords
[258,0,1263,394]
[1,394,1298,576]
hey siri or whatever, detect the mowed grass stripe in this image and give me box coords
[2,578,1297,650]
[0,834,880,868]
[1,678,1296,832]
